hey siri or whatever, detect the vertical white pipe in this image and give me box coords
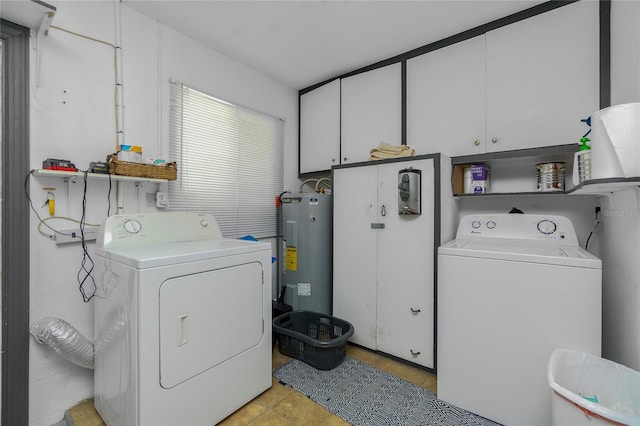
[114,0,125,214]
[114,0,125,149]
[157,22,164,158]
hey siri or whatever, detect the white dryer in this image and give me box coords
[437,213,601,426]
[93,212,272,426]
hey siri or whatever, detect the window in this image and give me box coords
[169,81,284,238]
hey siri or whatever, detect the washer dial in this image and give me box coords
[537,219,557,235]
[123,219,142,234]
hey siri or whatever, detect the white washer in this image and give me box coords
[93,212,272,426]
[437,213,601,426]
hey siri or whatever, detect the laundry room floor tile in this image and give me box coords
[64,343,436,426]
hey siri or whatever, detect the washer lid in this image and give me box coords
[439,239,601,268]
[95,238,271,269]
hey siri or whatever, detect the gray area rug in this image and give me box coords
[273,356,501,426]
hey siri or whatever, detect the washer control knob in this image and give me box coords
[486,221,496,229]
[471,220,481,229]
[537,219,557,235]
[123,219,142,234]
[200,219,209,228]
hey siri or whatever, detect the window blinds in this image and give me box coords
[169,81,284,238]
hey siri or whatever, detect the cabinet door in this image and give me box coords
[407,35,486,157]
[376,159,435,368]
[332,165,379,349]
[299,79,341,174]
[341,63,402,164]
[486,1,599,152]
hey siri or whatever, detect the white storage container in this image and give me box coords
[548,349,640,426]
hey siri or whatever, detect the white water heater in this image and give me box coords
[281,192,332,315]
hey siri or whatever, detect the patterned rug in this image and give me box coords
[273,356,501,426]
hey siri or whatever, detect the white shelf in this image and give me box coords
[454,178,640,198]
[33,169,167,184]
[569,178,640,195]
[0,0,56,31]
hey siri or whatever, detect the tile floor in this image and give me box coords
[66,344,437,426]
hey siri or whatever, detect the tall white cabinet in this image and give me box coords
[333,155,456,369]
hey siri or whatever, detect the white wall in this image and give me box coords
[598,0,640,370]
[27,2,298,425]
[611,0,640,106]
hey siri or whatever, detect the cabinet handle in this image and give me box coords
[331,158,335,163]
[343,157,348,162]
[410,308,421,315]
[381,205,386,216]
[491,137,498,144]
[474,140,480,146]
[410,349,421,357]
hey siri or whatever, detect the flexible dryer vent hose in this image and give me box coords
[30,317,94,369]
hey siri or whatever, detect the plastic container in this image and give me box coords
[463,167,473,194]
[273,310,354,370]
[573,137,592,185]
[547,349,640,425]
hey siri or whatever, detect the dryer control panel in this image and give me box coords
[97,212,223,249]
[455,214,579,246]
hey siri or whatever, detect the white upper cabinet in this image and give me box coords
[485,0,599,152]
[299,79,341,174]
[341,63,402,164]
[407,35,486,157]
[300,2,600,171]
[408,1,599,157]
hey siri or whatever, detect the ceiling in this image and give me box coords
[123,0,545,90]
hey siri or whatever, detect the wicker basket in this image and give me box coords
[106,154,177,180]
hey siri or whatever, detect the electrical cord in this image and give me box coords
[107,173,112,216]
[36,217,101,239]
[586,207,601,251]
[77,170,97,302]
[25,169,100,302]
[26,170,101,238]
[24,170,73,237]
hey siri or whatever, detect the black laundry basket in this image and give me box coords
[273,310,354,370]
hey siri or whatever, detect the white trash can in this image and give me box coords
[548,349,640,426]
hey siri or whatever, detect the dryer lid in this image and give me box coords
[95,238,271,269]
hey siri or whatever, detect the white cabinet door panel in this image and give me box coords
[486,1,599,152]
[407,36,486,157]
[376,159,435,368]
[333,166,379,349]
[300,79,341,173]
[341,63,402,164]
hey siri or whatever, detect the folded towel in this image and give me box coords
[369,142,416,160]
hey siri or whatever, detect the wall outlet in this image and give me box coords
[55,227,99,244]
[156,191,168,208]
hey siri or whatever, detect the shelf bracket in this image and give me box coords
[32,11,55,88]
